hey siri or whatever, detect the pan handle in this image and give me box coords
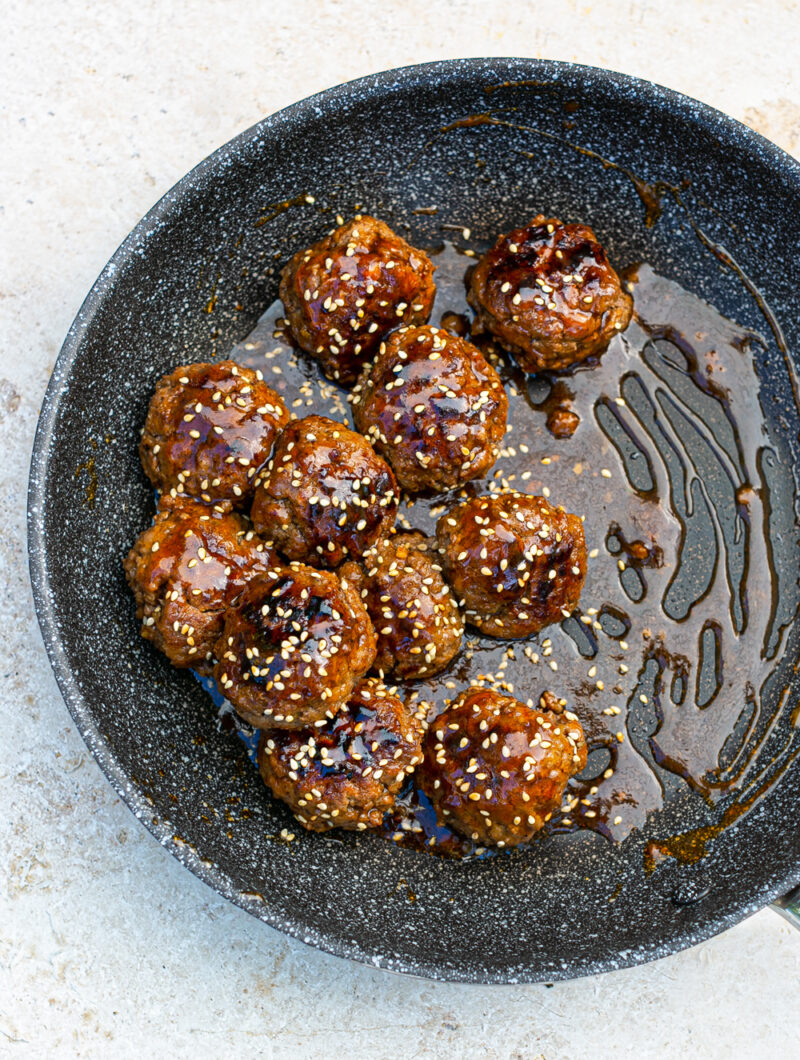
[773,884,800,930]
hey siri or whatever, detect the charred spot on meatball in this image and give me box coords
[140,360,289,505]
[468,215,632,372]
[436,492,587,638]
[124,500,276,671]
[250,415,398,568]
[257,678,425,832]
[214,563,376,729]
[340,532,463,680]
[279,216,436,386]
[351,324,508,493]
[420,687,587,847]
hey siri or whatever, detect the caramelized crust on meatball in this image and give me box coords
[250,415,398,568]
[436,492,587,638]
[214,563,376,729]
[420,688,587,846]
[124,500,276,671]
[468,215,632,372]
[351,325,508,493]
[140,361,289,504]
[257,678,424,831]
[340,532,464,680]
[279,216,436,385]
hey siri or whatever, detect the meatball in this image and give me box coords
[140,360,289,505]
[340,532,464,680]
[279,215,436,385]
[257,678,424,832]
[214,563,376,729]
[250,415,398,568]
[124,500,275,671]
[436,492,586,638]
[468,215,632,372]
[351,325,508,493]
[420,688,587,847]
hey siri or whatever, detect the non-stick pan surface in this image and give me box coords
[27,58,800,983]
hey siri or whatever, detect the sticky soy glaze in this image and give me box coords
[201,239,800,860]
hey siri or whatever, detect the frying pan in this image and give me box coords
[27,58,800,983]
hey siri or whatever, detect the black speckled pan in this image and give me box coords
[28,59,800,982]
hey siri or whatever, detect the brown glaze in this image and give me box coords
[257,678,425,831]
[606,522,664,570]
[124,500,276,671]
[644,740,800,874]
[250,415,398,568]
[140,360,289,505]
[439,310,470,337]
[547,407,580,438]
[279,215,436,385]
[468,215,632,372]
[436,492,587,638]
[202,240,799,857]
[340,532,464,679]
[351,324,508,493]
[214,563,376,729]
[526,377,581,439]
[419,687,587,847]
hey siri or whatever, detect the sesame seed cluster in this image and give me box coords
[351,323,509,493]
[340,531,464,681]
[421,687,587,848]
[139,359,290,504]
[468,214,633,373]
[257,678,426,832]
[279,215,436,385]
[436,492,587,638]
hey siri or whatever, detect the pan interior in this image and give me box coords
[29,59,800,982]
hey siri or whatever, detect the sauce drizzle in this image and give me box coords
[198,238,800,866]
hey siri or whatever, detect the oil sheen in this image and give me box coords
[199,240,800,861]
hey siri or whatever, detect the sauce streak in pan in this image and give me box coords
[198,240,800,862]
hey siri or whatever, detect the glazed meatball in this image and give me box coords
[436,492,587,638]
[124,500,275,671]
[420,688,587,847]
[352,325,507,493]
[279,216,436,385]
[468,215,632,372]
[214,563,376,729]
[257,678,424,832]
[340,532,464,680]
[140,360,289,504]
[250,415,398,568]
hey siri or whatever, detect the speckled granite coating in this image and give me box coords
[5,1,800,1054]
[28,50,800,984]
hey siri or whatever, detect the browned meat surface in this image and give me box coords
[340,532,463,680]
[124,500,276,671]
[257,678,424,831]
[436,492,587,637]
[351,324,507,493]
[214,563,376,729]
[140,360,289,505]
[468,215,632,372]
[279,216,436,385]
[420,687,587,846]
[250,415,398,568]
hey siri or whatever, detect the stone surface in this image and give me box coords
[3,1,800,1055]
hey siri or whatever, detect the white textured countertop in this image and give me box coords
[3,2,800,1056]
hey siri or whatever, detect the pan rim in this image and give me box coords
[27,56,800,984]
